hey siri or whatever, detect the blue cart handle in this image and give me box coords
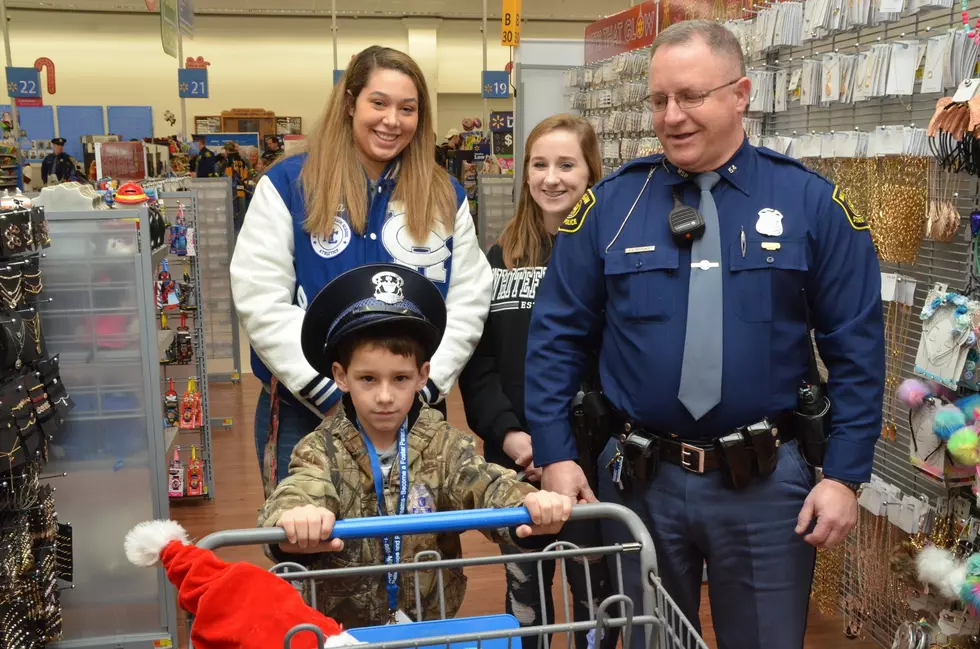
[329,507,533,539]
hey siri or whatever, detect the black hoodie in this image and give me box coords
[458,243,550,470]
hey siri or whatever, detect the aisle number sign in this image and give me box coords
[5,67,41,99]
[501,0,521,46]
[178,68,209,98]
[482,71,510,99]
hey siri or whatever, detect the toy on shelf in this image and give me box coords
[179,377,202,430]
[168,446,184,497]
[164,378,179,426]
[179,261,196,310]
[176,312,193,365]
[155,260,181,311]
[169,202,187,256]
[186,446,203,497]
[114,181,148,205]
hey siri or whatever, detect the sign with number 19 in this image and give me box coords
[179,68,209,98]
[482,71,510,99]
[5,67,40,99]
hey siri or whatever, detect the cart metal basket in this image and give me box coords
[190,503,708,649]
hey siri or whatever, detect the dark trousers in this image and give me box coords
[597,438,816,649]
[500,519,620,649]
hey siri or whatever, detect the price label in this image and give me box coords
[482,71,510,99]
[5,67,40,99]
[178,68,208,98]
[501,0,521,46]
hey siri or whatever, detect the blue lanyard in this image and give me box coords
[357,417,410,619]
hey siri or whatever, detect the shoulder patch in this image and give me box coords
[832,185,868,231]
[559,188,596,234]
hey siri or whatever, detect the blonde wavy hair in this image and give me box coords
[299,46,456,241]
[498,114,602,269]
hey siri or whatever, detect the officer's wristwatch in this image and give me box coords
[824,477,862,493]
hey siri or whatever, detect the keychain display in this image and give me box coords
[164,378,179,426]
[179,378,202,430]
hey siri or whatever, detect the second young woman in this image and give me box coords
[459,114,615,649]
[231,46,492,494]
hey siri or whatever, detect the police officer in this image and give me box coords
[524,20,885,649]
[41,138,78,185]
[192,135,218,178]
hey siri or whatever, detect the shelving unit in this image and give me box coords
[154,189,215,501]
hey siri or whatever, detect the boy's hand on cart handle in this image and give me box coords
[516,491,573,538]
[276,505,345,553]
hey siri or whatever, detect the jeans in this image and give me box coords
[253,387,324,487]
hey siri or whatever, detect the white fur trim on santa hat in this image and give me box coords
[124,520,190,567]
[324,632,364,647]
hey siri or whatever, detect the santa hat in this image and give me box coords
[124,520,362,649]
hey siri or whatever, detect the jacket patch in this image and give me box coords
[408,483,436,514]
[559,189,595,234]
[832,186,868,231]
[311,219,352,258]
[381,207,452,283]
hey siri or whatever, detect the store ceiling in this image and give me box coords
[7,0,625,21]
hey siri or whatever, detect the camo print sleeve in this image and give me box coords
[257,428,341,528]
[442,428,535,545]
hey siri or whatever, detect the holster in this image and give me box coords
[714,420,779,490]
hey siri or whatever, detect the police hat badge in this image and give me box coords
[301,263,447,377]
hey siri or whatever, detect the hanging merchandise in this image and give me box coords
[179,261,196,310]
[159,314,177,364]
[155,259,181,311]
[148,201,167,250]
[169,202,187,256]
[186,224,196,257]
[168,446,184,497]
[186,445,203,497]
[176,312,193,365]
[164,378,179,427]
[914,285,978,390]
[179,378,202,430]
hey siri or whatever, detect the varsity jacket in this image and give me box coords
[230,154,492,415]
[458,243,549,470]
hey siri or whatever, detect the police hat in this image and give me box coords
[301,263,446,377]
[51,138,65,146]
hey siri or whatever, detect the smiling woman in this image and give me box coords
[230,45,492,495]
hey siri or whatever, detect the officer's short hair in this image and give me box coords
[333,322,428,372]
[651,20,746,77]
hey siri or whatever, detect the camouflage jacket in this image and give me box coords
[257,396,535,629]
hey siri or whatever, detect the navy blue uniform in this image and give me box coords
[525,138,884,648]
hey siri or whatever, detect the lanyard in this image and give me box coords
[357,417,410,619]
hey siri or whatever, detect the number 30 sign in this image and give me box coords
[178,68,209,99]
[5,67,40,99]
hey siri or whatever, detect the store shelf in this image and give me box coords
[151,245,169,268]
[157,329,174,358]
[164,426,178,456]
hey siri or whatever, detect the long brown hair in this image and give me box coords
[498,114,602,269]
[299,46,456,241]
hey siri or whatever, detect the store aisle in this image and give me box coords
[169,376,871,649]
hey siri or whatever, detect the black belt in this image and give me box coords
[606,406,798,475]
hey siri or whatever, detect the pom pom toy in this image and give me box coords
[124,520,363,649]
[960,553,980,613]
[947,427,980,465]
[897,378,931,409]
[956,393,980,423]
[917,546,965,600]
[934,405,967,441]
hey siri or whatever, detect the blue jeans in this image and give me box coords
[597,438,816,649]
[253,387,324,486]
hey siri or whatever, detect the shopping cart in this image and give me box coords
[190,503,708,649]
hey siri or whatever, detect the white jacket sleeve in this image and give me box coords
[424,199,492,402]
[230,176,339,415]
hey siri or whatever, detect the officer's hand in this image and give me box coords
[795,479,858,549]
[542,460,597,504]
[517,491,573,538]
[276,505,345,554]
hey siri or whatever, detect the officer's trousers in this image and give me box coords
[597,438,816,649]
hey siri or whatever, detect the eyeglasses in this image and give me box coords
[648,79,741,112]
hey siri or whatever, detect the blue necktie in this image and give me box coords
[677,171,723,421]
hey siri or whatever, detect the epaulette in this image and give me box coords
[593,154,664,192]
[756,146,832,186]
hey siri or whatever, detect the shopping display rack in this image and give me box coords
[190,503,708,649]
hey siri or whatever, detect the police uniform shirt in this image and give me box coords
[41,152,75,183]
[524,137,885,483]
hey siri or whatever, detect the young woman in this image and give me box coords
[231,46,491,495]
[458,114,615,649]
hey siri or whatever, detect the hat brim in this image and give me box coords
[300,263,447,378]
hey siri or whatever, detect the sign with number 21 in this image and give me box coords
[178,68,209,99]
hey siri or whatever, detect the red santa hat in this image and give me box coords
[124,520,362,649]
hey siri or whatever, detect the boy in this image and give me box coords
[257,263,572,630]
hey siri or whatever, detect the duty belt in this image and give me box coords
[605,404,798,475]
